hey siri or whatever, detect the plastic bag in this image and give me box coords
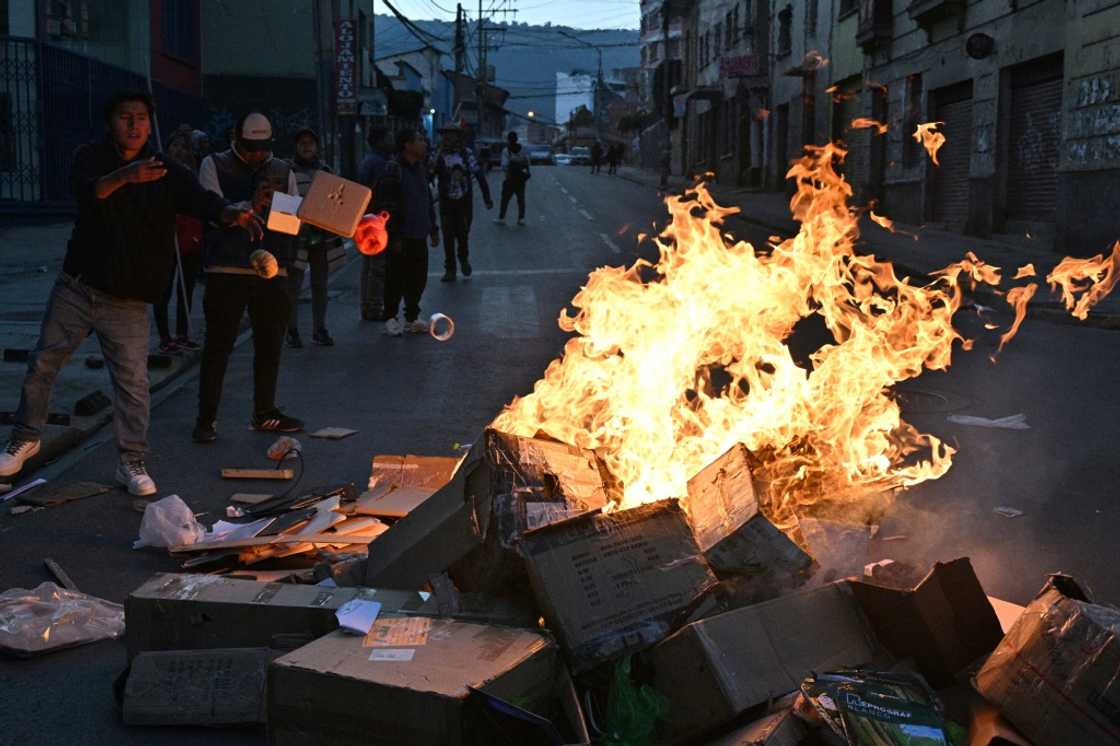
[267,436,302,461]
[133,494,204,549]
[0,581,124,657]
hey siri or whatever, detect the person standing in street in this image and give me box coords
[433,124,493,282]
[590,141,604,174]
[495,131,530,227]
[193,112,304,443]
[285,128,336,347]
[373,128,439,336]
[358,126,392,322]
[607,143,621,175]
[154,124,204,354]
[0,92,261,493]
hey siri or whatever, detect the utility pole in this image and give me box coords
[659,0,674,191]
[557,29,605,138]
[477,0,486,136]
[454,4,465,117]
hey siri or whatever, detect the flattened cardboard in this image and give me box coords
[267,621,557,745]
[123,648,270,726]
[364,440,492,589]
[297,171,372,237]
[973,575,1120,745]
[649,581,879,744]
[850,557,1003,687]
[125,573,428,659]
[703,707,807,746]
[520,499,717,672]
[18,480,111,507]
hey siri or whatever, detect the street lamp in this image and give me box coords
[528,111,535,118]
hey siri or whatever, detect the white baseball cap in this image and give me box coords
[238,112,274,151]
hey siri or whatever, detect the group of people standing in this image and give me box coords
[590,141,624,175]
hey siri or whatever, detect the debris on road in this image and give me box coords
[308,427,358,439]
[220,467,295,480]
[0,477,46,503]
[0,581,124,657]
[994,506,1025,519]
[43,557,79,591]
[947,413,1031,430]
[17,480,110,507]
[133,494,205,549]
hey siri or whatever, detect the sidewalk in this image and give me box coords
[0,221,352,484]
[616,166,1120,327]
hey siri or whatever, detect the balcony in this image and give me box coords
[856,0,892,53]
[908,0,965,33]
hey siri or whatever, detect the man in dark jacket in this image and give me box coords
[432,125,492,282]
[358,127,392,321]
[193,112,303,443]
[0,91,260,494]
[285,128,337,347]
[373,128,440,336]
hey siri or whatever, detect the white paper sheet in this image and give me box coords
[335,599,382,635]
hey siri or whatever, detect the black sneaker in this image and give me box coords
[192,420,217,443]
[461,260,472,278]
[440,271,456,282]
[286,330,303,349]
[251,409,304,433]
[312,329,334,346]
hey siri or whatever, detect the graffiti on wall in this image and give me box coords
[1068,74,1120,167]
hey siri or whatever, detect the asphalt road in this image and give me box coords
[0,165,1116,743]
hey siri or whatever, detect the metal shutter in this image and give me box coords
[1008,58,1063,221]
[932,84,973,230]
[838,81,866,193]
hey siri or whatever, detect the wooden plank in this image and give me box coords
[44,557,78,591]
[221,468,294,480]
[170,532,376,553]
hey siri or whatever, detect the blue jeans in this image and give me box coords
[14,273,151,456]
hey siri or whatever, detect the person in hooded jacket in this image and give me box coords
[285,128,337,347]
[495,131,530,226]
[432,124,493,282]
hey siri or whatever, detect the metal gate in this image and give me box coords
[931,82,973,230]
[1008,55,1062,221]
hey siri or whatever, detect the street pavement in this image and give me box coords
[1,165,1118,743]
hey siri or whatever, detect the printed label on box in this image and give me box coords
[369,648,415,662]
[363,616,432,647]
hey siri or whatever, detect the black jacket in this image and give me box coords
[372,156,437,242]
[65,138,226,302]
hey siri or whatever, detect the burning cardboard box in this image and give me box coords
[355,454,460,520]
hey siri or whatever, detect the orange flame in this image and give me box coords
[1013,264,1036,279]
[931,251,1001,291]
[869,209,918,240]
[998,284,1038,353]
[913,122,946,166]
[851,118,889,135]
[1046,242,1120,320]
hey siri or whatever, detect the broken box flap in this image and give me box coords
[485,429,609,512]
[682,444,760,552]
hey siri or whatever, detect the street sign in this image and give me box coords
[336,19,357,115]
[720,55,761,79]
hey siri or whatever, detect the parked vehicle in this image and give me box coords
[568,146,591,165]
[554,153,574,166]
[527,145,555,165]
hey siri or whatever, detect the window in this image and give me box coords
[0,93,12,171]
[778,6,792,57]
[807,0,818,36]
[903,74,923,167]
[668,38,680,59]
[731,6,739,43]
[0,0,8,36]
[723,102,735,156]
[162,0,196,60]
[725,12,733,49]
[839,0,857,16]
[714,22,722,57]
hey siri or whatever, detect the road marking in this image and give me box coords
[599,232,621,254]
[559,185,568,194]
[567,194,578,204]
[579,208,594,221]
[480,285,540,338]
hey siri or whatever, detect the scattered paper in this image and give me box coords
[364,616,432,648]
[0,478,47,503]
[947,413,1030,430]
[335,599,382,636]
[369,648,414,662]
[309,427,358,440]
[204,517,274,543]
[10,505,38,515]
[316,577,338,588]
[994,506,1024,519]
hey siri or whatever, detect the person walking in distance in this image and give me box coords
[193,112,304,443]
[607,143,622,175]
[285,128,337,347]
[433,124,493,282]
[154,124,205,354]
[495,131,530,227]
[374,128,440,336]
[0,92,261,493]
[590,141,604,174]
[358,127,392,321]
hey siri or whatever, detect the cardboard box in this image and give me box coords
[850,557,1004,687]
[485,430,609,513]
[267,620,557,745]
[683,445,810,581]
[520,499,717,672]
[125,573,428,659]
[364,439,493,590]
[649,581,879,744]
[122,648,270,726]
[356,454,460,519]
[703,707,807,746]
[973,574,1120,745]
[267,191,303,235]
[298,171,372,237]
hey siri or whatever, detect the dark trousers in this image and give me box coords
[499,180,526,220]
[384,238,429,323]
[287,245,329,333]
[154,252,201,340]
[441,199,473,273]
[360,253,387,319]
[198,273,290,423]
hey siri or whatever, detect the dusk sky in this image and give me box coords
[379,0,641,30]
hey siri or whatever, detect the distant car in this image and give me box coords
[527,145,555,165]
[569,146,591,165]
[554,153,574,166]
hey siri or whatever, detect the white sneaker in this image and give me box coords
[384,318,403,337]
[116,457,157,497]
[0,438,40,477]
[405,319,430,334]
[492,217,505,225]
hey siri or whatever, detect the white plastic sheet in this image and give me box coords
[0,582,124,657]
[133,494,204,549]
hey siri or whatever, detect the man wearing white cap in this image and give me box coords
[193,111,304,443]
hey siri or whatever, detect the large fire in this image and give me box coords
[492,139,1118,527]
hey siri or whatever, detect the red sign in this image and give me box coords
[720,55,760,78]
[336,19,357,114]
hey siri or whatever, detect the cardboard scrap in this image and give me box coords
[221,468,294,480]
[231,493,273,505]
[18,481,111,507]
[704,705,809,746]
[122,648,270,726]
[309,427,359,440]
[974,574,1120,746]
